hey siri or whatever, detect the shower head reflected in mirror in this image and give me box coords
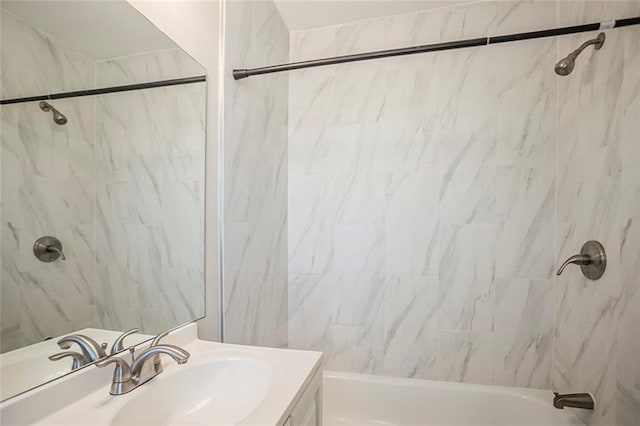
[39,101,68,125]
[555,32,605,76]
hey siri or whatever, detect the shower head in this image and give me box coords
[39,101,68,125]
[555,32,605,76]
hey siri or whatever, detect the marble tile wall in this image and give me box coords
[1,8,98,352]
[287,2,640,423]
[0,8,95,100]
[553,2,640,425]
[222,0,289,347]
[96,48,205,87]
[94,51,206,334]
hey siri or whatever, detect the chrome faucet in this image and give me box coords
[96,344,190,395]
[57,334,108,362]
[553,392,595,410]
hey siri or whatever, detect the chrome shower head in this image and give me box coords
[555,32,605,76]
[39,101,68,125]
[554,54,577,76]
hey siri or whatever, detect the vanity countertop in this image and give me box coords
[0,323,322,425]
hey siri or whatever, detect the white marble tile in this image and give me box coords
[288,175,335,274]
[330,321,384,374]
[96,265,141,332]
[558,0,640,27]
[288,274,335,354]
[382,276,440,379]
[385,172,439,277]
[439,224,495,332]
[492,279,552,388]
[440,1,497,40]
[617,219,640,425]
[335,17,386,56]
[0,8,94,99]
[96,48,204,87]
[333,224,385,326]
[334,172,388,225]
[290,25,336,62]
[385,9,439,50]
[496,166,555,280]
[496,38,556,168]
[494,0,557,35]
[436,45,497,225]
[223,0,289,348]
[436,331,493,385]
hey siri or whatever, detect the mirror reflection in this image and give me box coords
[0,0,206,401]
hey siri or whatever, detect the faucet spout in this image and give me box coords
[57,334,107,361]
[130,344,190,379]
[553,392,595,410]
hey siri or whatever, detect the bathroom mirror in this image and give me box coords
[0,0,206,401]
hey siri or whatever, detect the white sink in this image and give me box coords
[110,356,274,425]
[0,324,322,426]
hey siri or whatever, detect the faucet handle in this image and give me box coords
[150,330,170,347]
[556,240,606,280]
[110,328,140,354]
[556,254,591,275]
[48,351,89,370]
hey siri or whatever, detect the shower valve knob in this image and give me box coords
[556,240,606,280]
[33,236,66,262]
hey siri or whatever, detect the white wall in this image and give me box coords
[128,0,222,341]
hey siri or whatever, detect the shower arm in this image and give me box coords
[568,33,605,58]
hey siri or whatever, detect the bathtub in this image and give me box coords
[323,371,585,426]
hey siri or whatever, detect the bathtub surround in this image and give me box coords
[222,0,290,347]
[0,7,205,352]
[285,1,640,425]
[288,0,555,386]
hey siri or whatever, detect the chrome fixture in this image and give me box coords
[48,351,89,371]
[96,343,190,395]
[149,330,170,370]
[110,328,140,355]
[39,101,68,125]
[557,240,607,280]
[33,236,66,262]
[553,392,595,410]
[57,334,108,362]
[555,32,605,76]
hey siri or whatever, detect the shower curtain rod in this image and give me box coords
[233,15,640,80]
[0,75,206,105]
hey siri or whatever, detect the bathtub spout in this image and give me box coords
[553,392,595,410]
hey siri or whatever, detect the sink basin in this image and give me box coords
[110,356,274,425]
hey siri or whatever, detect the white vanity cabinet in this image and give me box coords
[284,367,322,426]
